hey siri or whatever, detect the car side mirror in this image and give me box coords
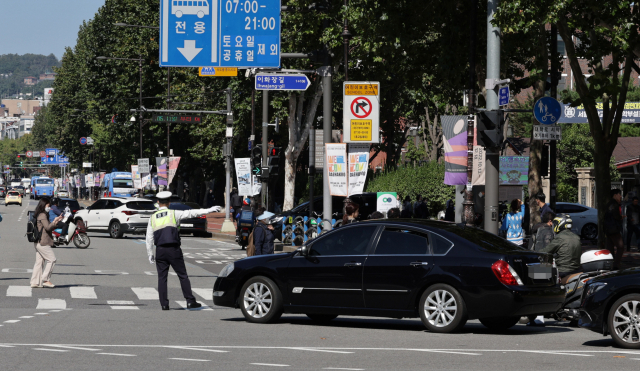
[300,244,310,257]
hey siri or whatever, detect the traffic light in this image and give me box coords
[251,145,263,169]
[476,110,504,148]
[268,147,282,177]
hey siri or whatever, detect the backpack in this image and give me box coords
[246,229,256,257]
[26,213,43,243]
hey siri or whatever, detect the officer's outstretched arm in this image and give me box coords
[175,206,218,221]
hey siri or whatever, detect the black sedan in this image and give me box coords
[168,202,209,237]
[213,220,565,333]
[579,267,640,348]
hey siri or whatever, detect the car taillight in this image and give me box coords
[109,192,112,197]
[199,215,206,219]
[122,211,138,215]
[491,260,524,286]
[72,210,78,213]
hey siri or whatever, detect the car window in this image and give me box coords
[128,201,156,210]
[104,200,122,209]
[555,204,566,213]
[564,205,588,214]
[90,200,106,210]
[446,227,526,252]
[430,233,454,255]
[374,228,429,255]
[309,225,377,256]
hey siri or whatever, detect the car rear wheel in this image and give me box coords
[239,276,283,324]
[608,294,640,349]
[479,316,520,331]
[581,223,598,240]
[419,284,467,333]
[306,313,338,322]
[109,221,124,239]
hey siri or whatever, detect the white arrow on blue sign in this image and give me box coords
[534,97,562,125]
[255,74,311,91]
[159,0,281,68]
[499,86,509,106]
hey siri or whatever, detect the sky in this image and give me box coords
[0,0,106,60]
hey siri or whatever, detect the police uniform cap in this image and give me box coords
[257,211,275,221]
[156,191,173,200]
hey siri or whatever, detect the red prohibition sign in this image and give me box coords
[351,97,372,118]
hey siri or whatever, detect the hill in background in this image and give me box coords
[0,53,61,99]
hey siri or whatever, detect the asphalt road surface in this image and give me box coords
[1,198,639,370]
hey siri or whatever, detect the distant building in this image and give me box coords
[23,76,37,85]
[18,115,34,137]
[0,117,20,140]
[0,99,41,117]
[39,72,56,81]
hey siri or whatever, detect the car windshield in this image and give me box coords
[37,179,53,185]
[113,179,133,188]
[126,201,156,210]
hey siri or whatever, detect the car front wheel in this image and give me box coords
[419,284,467,333]
[239,276,283,324]
[608,294,640,349]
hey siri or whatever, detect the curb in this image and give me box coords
[208,231,237,242]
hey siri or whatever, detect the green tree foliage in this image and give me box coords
[366,162,454,213]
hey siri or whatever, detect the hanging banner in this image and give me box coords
[441,115,468,185]
[168,156,181,185]
[559,102,640,123]
[141,173,151,189]
[326,143,348,196]
[252,174,262,196]
[234,158,252,196]
[86,173,94,187]
[472,146,485,186]
[499,156,529,185]
[347,143,370,196]
[131,165,141,189]
[156,157,168,186]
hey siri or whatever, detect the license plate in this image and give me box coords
[528,263,553,280]
[181,224,193,227]
[242,233,248,237]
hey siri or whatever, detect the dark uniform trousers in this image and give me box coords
[155,245,196,306]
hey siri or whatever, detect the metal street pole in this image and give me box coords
[484,0,500,234]
[320,65,332,230]
[261,90,269,207]
[550,25,558,211]
[139,55,143,159]
[220,89,236,232]
[464,0,478,227]
[341,0,351,81]
[309,129,315,217]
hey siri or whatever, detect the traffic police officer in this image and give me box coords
[146,191,218,310]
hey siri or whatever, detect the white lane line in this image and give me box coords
[96,353,136,357]
[0,345,15,348]
[107,300,139,310]
[48,345,101,351]
[251,363,289,367]
[34,313,48,315]
[168,358,210,362]
[409,349,481,356]
[520,350,593,357]
[19,316,34,319]
[69,287,97,299]
[37,299,66,309]
[131,287,159,300]
[33,348,68,352]
[164,346,228,353]
[289,348,354,354]
[175,301,213,310]
[3,320,20,323]
[7,286,32,297]
[323,368,365,371]
[192,288,213,301]
[48,310,62,312]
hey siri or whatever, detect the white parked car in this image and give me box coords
[57,190,70,198]
[555,202,598,239]
[73,197,156,238]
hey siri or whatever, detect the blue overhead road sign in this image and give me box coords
[499,86,509,106]
[160,0,281,68]
[534,97,562,125]
[255,74,311,90]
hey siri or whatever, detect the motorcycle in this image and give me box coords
[237,210,255,250]
[555,249,614,324]
[52,217,91,249]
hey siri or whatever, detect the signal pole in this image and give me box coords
[484,0,500,234]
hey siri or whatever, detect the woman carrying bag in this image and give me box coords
[30,197,63,288]
[254,211,275,255]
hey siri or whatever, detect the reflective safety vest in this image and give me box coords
[150,209,181,247]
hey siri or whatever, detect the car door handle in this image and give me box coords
[410,262,429,267]
[344,262,362,267]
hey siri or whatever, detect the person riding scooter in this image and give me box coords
[48,198,69,242]
[541,214,581,278]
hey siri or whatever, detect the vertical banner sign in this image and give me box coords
[234,158,252,196]
[376,192,398,213]
[156,157,168,186]
[131,165,141,189]
[499,156,529,185]
[343,82,380,143]
[137,158,150,174]
[251,174,262,196]
[314,129,324,169]
[326,143,348,196]
[347,144,370,196]
[472,146,486,186]
[99,172,106,187]
[441,115,468,185]
[87,174,94,187]
[168,156,181,185]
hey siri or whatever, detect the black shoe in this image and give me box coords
[161,305,170,310]
[186,302,202,309]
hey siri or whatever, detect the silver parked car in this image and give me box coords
[555,202,598,239]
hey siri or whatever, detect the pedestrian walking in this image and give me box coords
[535,192,552,223]
[342,203,360,225]
[206,189,215,208]
[413,196,423,217]
[444,199,455,222]
[254,211,275,255]
[529,211,556,251]
[500,199,526,245]
[605,189,625,269]
[523,196,531,235]
[401,196,413,217]
[626,196,640,251]
[146,191,218,310]
[415,196,430,219]
[30,197,63,289]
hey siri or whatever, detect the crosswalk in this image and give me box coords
[2,285,216,311]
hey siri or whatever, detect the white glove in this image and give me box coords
[149,255,155,264]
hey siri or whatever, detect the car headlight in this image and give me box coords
[218,262,234,278]
[585,281,607,297]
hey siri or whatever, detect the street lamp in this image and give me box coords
[96,55,145,158]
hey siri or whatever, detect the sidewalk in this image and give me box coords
[205,212,237,241]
